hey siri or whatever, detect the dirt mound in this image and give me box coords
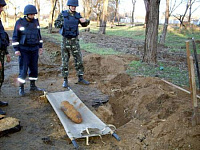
[81,53,200,149]
[94,74,200,149]
[84,54,138,81]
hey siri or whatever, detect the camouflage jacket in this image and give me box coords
[0,19,9,55]
[54,10,90,29]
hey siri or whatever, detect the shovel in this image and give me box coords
[189,56,200,126]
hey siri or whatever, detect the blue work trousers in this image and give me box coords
[18,50,39,80]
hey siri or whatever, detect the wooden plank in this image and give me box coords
[161,79,200,99]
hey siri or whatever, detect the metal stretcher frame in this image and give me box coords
[46,90,120,148]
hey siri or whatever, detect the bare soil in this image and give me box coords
[0,30,200,150]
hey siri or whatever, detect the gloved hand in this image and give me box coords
[15,51,21,56]
[80,19,90,27]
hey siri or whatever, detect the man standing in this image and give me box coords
[0,0,10,115]
[12,5,43,96]
[54,0,90,89]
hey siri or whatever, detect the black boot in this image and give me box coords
[30,80,41,91]
[19,84,25,96]
[0,108,6,115]
[63,77,69,88]
[78,75,90,85]
[0,101,8,107]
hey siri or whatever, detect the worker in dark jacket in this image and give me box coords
[12,5,43,96]
[54,0,90,89]
[0,0,10,115]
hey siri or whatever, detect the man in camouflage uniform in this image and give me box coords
[0,0,10,115]
[54,0,90,88]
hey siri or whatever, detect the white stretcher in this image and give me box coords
[46,90,120,148]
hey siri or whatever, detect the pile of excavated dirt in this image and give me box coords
[0,31,200,150]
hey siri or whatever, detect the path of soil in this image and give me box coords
[0,31,200,150]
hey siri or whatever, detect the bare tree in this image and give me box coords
[160,0,185,44]
[59,0,64,12]
[172,0,200,28]
[48,0,58,33]
[143,0,160,64]
[188,0,196,24]
[6,0,20,24]
[131,0,136,26]
[159,0,169,44]
[172,0,190,28]
[57,0,60,13]
[99,0,108,34]
[180,0,190,27]
[34,0,40,21]
[82,0,92,19]
[91,0,102,26]
[111,0,119,26]
[2,0,9,24]
[169,0,184,14]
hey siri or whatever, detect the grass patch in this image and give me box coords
[84,25,145,41]
[41,28,118,55]
[127,60,189,87]
[79,40,119,55]
[41,29,62,42]
[163,27,200,53]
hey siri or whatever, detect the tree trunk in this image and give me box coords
[112,0,119,25]
[96,13,100,26]
[57,0,60,14]
[85,0,92,19]
[14,7,17,23]
[99,0,108,34]
[1,11,6,23]
[143,0,160,64]
[159,0,169,45]
[131,0,136,26]
[180,1,189,28]
[48,0,57,33]
[60,0,63,12]
[188,0,192,25]
[144,0,150,28]
[34,0,40,21]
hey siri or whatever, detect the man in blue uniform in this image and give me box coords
[54,0,90,88]
[0,0,10,115]
[12,5,43,96]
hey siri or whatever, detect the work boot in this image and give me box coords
[19,84,25,96]
[0,101,8,107]
[63,77,69,88]
[30,80,41,91]
[78,75,90,85]
[0,108,6,115]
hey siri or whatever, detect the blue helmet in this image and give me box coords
[0,0,6,7]
[24,5,37,15]
[67,0,79,7]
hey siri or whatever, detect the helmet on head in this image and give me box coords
[0,0,6,7]
[67,0,79,7]
[24,5,37,15]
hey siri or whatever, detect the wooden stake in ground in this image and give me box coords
[186,41,193,99]
[189,56,200,126]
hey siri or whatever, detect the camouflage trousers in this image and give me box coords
[0,50,5,88]
[61,37,84,78]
